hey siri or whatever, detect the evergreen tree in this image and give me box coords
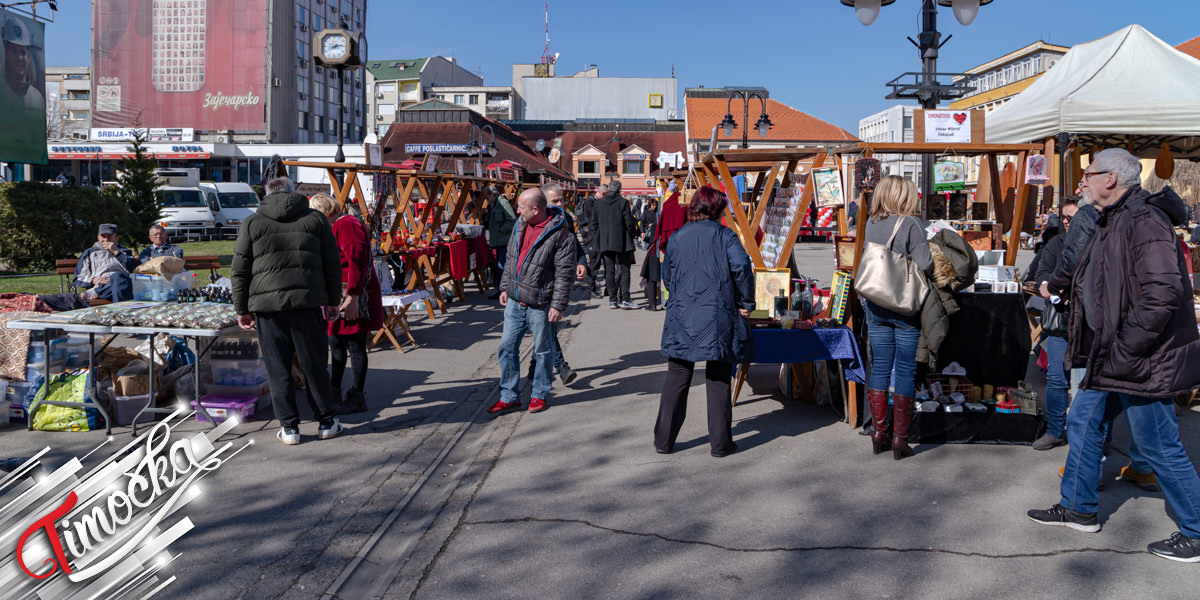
[112,124,162,249]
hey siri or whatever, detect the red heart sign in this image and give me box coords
[953,113,967,124]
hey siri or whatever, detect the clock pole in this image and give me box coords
[335,63,346,187]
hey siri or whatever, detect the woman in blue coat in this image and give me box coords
[654,186,755,457]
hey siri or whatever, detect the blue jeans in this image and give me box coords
[1060,390,1200,537]
[864,301,921,397]
[93,271,132,302]
[498,301,555,403]
[1043,336,1070,438]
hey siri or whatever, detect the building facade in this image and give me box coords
[950,41,1069,113]
[366,57,482,137]
[522,75,678,121]
[858,105,921,184]
[428,86,520,121]
[45,67,92,141]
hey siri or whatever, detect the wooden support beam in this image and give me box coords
[775,152,827,269]
[713,157,766,267]
[1006,151,1030,266]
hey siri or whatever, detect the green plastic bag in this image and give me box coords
[28,369,105,432]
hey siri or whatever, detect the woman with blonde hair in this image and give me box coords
[863,176,932,460]
[309,192,383,414]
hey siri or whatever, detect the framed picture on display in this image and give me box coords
[753,268,791,316]
[812,167,845,209]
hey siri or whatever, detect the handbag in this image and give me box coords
[1042,300,1068,336]
[853,216,930,316]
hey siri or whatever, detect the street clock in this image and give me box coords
[313,27,363,68]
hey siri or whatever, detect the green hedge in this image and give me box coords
[0,182,140,272]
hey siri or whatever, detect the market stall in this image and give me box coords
[7,300,242,436]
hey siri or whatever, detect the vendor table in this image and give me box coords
[371,290,431,352]
[937,292,1031,387]
[732,326,867,418]
[109,322,238,436]
[7,301,238,436]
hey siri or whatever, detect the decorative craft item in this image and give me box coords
[1024,154,1049,185]
[834,236,857,271]
[423,155,439,172]
[753,268,791,316]
[757,183,805,267]
[829,270,852,324]
[812,167,845,209]
[934,160,967,189]
[1156,142,1175,179]
[854,157,882,192]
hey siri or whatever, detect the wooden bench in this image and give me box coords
[57,254,225,294]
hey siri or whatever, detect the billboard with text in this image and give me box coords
[0,9,48,164]
[92,0,267,131]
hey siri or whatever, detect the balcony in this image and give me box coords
[486,99,510,111]
[397,90,420,103]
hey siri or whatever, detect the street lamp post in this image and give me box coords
[719,91,773,150]
[840,0,991,216]
[466,124,498,158]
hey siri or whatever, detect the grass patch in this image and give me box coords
[0,240,236,296]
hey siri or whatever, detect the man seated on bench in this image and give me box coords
[73,223,140,302]
[139,224,184,261]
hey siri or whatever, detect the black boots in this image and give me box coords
[868,389,891,455]
[891,394,915,460]
[333,390,367,415]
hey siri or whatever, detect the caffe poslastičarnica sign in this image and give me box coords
[0,410,248,598]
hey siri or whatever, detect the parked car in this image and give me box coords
[155,168,216,240]
[200,181,260,238]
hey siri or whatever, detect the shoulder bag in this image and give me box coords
[853,216,930,316]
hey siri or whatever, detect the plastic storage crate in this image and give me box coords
[191,395,257,423]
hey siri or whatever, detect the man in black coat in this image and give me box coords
[577,185,605,297]
[1027,148,1200,562]
[587,180,637,309]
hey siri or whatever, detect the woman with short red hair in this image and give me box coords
[653,186,755,457]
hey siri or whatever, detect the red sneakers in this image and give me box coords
[486,399,521,415]
[528,398,547,413]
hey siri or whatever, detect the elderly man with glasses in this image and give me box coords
[1027,148,1200,563]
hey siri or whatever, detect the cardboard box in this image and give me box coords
[978,265,1017,282]
[114,369,167,398]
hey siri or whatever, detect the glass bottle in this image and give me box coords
[774,288,789,319]
[801,278,815,320]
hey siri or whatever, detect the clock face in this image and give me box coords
[322,34,348,60]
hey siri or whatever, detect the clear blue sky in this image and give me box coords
[41,0,1199,132]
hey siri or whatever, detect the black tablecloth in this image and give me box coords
[937,292,1031,387]
[911,410,1041,445]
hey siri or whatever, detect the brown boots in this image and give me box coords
[868,389,914,460]
[891,393,915,460]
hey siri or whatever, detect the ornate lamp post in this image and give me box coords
[719,90,773,150]
[840,0,991,213]
[466,124,498,158]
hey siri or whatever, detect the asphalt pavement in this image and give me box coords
[2,243,1200,599]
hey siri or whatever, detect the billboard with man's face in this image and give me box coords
[0,9,48,164]
[92,0,268,132]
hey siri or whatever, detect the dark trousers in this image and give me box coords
[654,358,735,453]
[489,246,508,289]
[94,271,133,302]
[329,330,368,392]
[586,243,603,287]
[256,308,336,428]
[601,251,630,302]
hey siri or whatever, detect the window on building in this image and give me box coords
[378,83,395,95]
[67,110,88,121]
[299,111,308,129]
[328,118,338,135]
[298,40,309,61]
[377,103,394,117]
[314,115,324,132]
[67,90,90,101]
[329,85,338,102]
[622,160,644,175]
[903,115,912,129]
[468,94,479,105]
[312,13,322,30]
[579,161,599,174]
[453,94,465,104]
[1032,55,1042,73]
[313,84,323,100]
[298,6,306,28]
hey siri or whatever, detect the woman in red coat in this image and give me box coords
[309,193,384,414]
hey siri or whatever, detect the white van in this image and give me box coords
[200,181,260,237]
[154,168,216,240]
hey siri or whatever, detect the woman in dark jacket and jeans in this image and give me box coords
[654,186,755,457]
[1030,197,1078,450]
[863,176,933,460]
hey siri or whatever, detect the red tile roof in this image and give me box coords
[685,97,858,144]
[1178,35,1200,61]
[380,122,574,180]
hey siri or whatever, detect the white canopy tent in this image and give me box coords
[986,25,1200,159]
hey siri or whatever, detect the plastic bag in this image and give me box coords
[28,369,105,432]
[134,336,175,367]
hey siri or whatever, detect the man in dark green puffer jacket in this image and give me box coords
[232,177,344,445]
